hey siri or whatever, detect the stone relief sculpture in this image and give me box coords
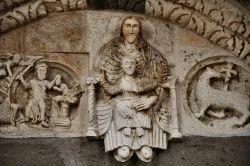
[18,63,58,127]
[86,16,182,162]
[0,53,41,126]
[185,56,250,129]
[194,67,250,128]
[0,53,82,129]
[53,75,82,127]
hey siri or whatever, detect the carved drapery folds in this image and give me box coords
[86,16,182,162]
[145,0,250,59]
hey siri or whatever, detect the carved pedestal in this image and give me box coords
[55,102,71,128]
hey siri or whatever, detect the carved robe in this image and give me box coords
[94,38,170,152]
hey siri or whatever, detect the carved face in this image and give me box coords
[122,57,136,76]
[122,18,140,44]
[55,75,61,86]
[36,66,47,80]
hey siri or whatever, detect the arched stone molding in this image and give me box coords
[145,0,250,60]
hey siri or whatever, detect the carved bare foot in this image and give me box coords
[136,146,153,162]
[170,129,182,140]
[114,146,132,162]
[41,121,49,128]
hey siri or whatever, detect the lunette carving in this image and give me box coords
[0,52,42,126]
[185,56,250,129]
[0,53,83,129]
[194,67,249,128]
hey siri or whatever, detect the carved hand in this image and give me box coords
[86,76,98,85]
[95,72,106,84]
[53,86,61,91]
[18,74,24,82]
[133,96,157,111]
[161,76,178,89]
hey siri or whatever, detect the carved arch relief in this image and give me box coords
[0,0,249,163]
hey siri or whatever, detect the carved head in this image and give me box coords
[121,16,142,44]
[35,63,48,80]
[121,56,136,76]
[205,67,222,79]
[55,74,62,86]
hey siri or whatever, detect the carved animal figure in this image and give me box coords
[194,67,250,127]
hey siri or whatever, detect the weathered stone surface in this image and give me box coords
[0,0,249,163]
[23,12,86,53]
[0,137,249,166]
[0,10,249,139]
[0,28,22,52]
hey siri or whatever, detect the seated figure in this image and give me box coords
[93,56,161,162]
[87,16,182,163]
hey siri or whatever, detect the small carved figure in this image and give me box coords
[18,63,58,128]
[52,75,81,127]
[194,67,250,128]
